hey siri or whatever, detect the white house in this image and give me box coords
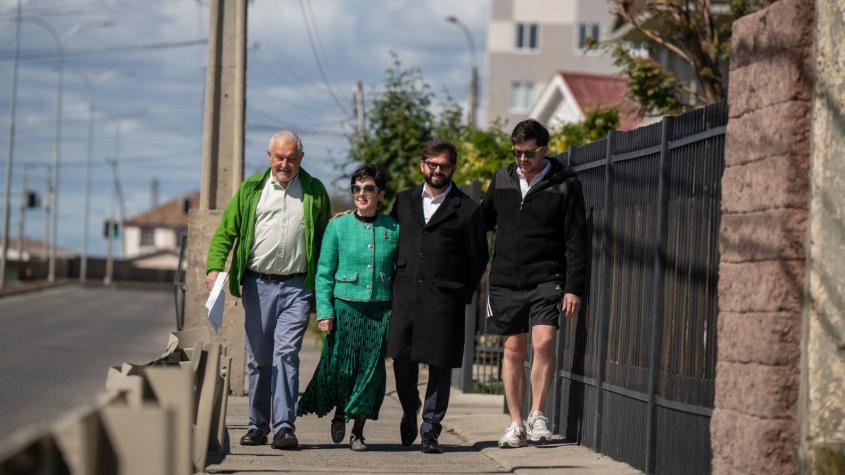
[528,71,640,130]
[122,192,198,270]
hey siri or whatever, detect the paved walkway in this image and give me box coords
[203,332,640,475]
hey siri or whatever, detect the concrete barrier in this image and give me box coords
[0,327,230,474]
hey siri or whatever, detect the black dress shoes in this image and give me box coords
[331,417,345,444]
[271,427,299,450]
[400,410,418,446]
[240,428,267,446]
[421,432,442,454]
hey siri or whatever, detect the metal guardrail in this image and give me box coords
[0,327,230,475]
[174,234,188,331]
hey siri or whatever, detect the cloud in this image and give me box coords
[0,0,488,255]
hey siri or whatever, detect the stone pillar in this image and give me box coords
[184,0,248,395]
[711,0,814,472]
[802,0,845,471]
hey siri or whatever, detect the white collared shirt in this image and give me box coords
[248,174,307,275]
[421,183,452,223]
[517,159,551,199]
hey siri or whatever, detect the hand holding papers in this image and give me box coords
[205,272,229,332]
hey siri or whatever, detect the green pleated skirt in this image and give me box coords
[298,299,391,422]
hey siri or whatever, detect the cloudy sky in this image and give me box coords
[0,0,488,256]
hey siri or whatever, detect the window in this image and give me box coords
[515,23,539,51]
[627,41,649,58]
[509,81,535,112]
[578,22,600,49]
[140,227,155,247]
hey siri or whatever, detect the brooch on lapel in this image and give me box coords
[383,231,389,240]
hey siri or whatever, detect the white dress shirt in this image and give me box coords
[421,183,452,224]
[516,159,551,199]
[248,174,307,275]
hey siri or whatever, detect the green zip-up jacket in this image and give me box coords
[315,212,399,319]
[206,167,331,297]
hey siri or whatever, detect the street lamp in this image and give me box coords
[65,69,134,283]
[11,17,112,283]
[101,108,147,286]
[446,15,480,128]
[0,0,23,290]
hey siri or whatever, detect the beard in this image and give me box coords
[424,172,451,190]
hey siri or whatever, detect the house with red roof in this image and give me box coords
[528,71,641,131]
[122,192,198,269]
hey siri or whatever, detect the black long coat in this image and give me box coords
[387,185,489,368]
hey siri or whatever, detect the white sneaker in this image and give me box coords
[526,411,552,442]
[498,423,527,448]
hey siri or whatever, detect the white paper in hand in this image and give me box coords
[205,272,228,332]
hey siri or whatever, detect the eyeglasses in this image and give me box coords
[350,184,380,195]
[422,160,453,172]
[271,155,301,165]
[512,146,544,159]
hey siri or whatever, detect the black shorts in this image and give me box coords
[486,281,565,335]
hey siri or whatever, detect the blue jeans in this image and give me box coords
[242,272,312,434]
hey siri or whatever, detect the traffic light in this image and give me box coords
[103,220,120,238]
[26,191,40,208]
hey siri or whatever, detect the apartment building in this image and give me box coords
[485,0,618,127]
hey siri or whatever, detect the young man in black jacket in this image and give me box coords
[482,119,587,448]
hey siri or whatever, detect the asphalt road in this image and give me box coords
[0,285,176,446]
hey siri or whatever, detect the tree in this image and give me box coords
[348,55,623,193]
[347,53,435,202]
[548,107,621,151]
[604,0,775,114]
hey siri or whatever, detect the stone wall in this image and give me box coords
[711,0,815,473]
[804,0,845,472]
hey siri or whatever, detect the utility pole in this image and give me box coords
[67,68,132,284]
[17,165,27,261]
[80,91,95,283]
[184,0,248,395]
[42,166,50,261]
[103,159,118,286]
[469,66,479,128]
[103,118,126,287]
[355,80,365,136]
[0,0,23,290]
[151,178,159,208]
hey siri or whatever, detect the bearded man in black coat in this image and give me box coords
[388,139,488,454]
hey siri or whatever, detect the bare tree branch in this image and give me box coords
[701,0,718,57]
[613,4,696,66]
[678,79,708,104]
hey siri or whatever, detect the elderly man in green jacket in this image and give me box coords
[205,130,331,450]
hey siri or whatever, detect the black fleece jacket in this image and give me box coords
[482,157,588,295]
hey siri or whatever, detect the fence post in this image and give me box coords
[593,131,616,451]
[644,116,673,473]
[454,180,482,392]
[550,145,577,434]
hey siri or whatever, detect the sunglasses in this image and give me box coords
[512,146,544,159]
[350,184,380,195]
[422,160,454,172]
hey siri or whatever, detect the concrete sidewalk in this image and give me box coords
[202,332,640,475]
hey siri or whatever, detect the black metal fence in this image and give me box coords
[456,100,727,474]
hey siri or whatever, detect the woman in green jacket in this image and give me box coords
[298,165,399,451]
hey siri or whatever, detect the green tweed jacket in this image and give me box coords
[315,212,399,319]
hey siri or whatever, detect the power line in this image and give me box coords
[249,51,341,110]
[296,0,348,115]
[247,122,347,137]
[0,39,207,62]
[304,0,341,92]
[0,0,192,19]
